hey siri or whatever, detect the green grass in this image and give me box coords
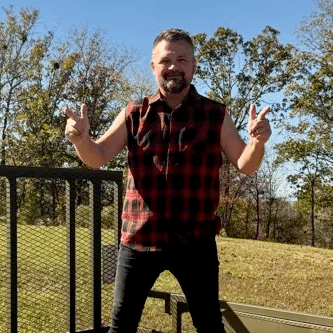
[1,225,332,333]
[139,237,333,332]
[0,225,116,333]
[216,237,333,316]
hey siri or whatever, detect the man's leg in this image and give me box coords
[169,237,226,333]
[108,245,163,333]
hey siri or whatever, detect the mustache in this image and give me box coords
[164,72,185,79]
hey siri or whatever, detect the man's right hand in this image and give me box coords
[65,104,90,145]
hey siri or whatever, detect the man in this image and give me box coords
[65,28,271,333]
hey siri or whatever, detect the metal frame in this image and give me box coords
[138,291,333,333]
[3,165,333,333]
[97,288,333,333]
[2,166,123,333]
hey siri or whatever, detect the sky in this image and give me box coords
[3,0,317,69]
[1,0,319,197]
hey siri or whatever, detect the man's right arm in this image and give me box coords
[65,104,127,168]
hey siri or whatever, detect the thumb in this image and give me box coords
[257,106,270,120]
[80,104,88,119]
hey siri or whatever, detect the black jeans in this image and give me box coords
[108,237,226,333]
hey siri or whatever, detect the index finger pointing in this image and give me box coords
[257,106,270,120]
[64,108,79,120]
[249,104,256,121]
[80,104,88,119]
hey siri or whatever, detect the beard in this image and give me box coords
[160,73,190,94]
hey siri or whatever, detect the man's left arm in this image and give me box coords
[220,104,271,175]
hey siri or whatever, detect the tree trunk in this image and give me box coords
[311,184,315,246]
[266,198,273,239]
[255,190,260,240]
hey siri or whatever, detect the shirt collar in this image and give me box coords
[148,84,201,106]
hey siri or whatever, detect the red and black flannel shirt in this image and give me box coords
[121,85,226,251]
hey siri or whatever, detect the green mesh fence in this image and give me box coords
[0,167,122,333]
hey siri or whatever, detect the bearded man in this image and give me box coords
[65,28,271,333]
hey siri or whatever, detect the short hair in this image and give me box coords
[152,28,194,54]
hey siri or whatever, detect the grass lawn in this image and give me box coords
[140,237,333,332]
[0,224,332,333]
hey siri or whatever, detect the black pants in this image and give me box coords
[108,237,226,333]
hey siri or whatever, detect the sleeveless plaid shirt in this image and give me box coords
[121,85,226,251]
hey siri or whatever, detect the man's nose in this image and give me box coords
[168,63,178,71]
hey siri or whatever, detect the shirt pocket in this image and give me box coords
[178,126,208,154]
[178,127,197,152]
[137,130,156,151]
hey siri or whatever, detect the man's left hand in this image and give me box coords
[248,104,271,143]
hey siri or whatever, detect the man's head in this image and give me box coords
[151,29,196,95]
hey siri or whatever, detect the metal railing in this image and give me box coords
[1,166,123,333]
[137,291,333,333]
[1,165,333,333]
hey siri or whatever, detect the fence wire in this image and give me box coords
[0,168,122,333]
[0,178,8,332]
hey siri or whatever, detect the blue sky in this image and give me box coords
[2,0,318,197]
[3,0,317,68]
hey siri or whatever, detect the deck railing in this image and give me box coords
[1,166,123,333]
[1,166,333,333]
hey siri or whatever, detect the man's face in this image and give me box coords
[151,40,196,94]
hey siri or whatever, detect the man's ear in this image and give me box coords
[150,59,155,71]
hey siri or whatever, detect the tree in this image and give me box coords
[61,27,138,137]
[272,199,308,245]
[10,35,64,167]
[116,65,156,107]
[11,26,138,169]
[216,149,285,241]
[192,26,299,132]
[295,0,333,54]
[275,122,332,246]
[316,197,333,248]
[288,0,333,127]
[192,26,300,235]
[109,65,156,170]
[217,165,251,236]
[258,151,285,239]
[274,0,333,247]
[53,26,138,168]
[0,5,53,165]
[1,7,144,225]
[283,49,333,128]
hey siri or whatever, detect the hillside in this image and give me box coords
[0,227,332,332]
[140,236,333,332]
